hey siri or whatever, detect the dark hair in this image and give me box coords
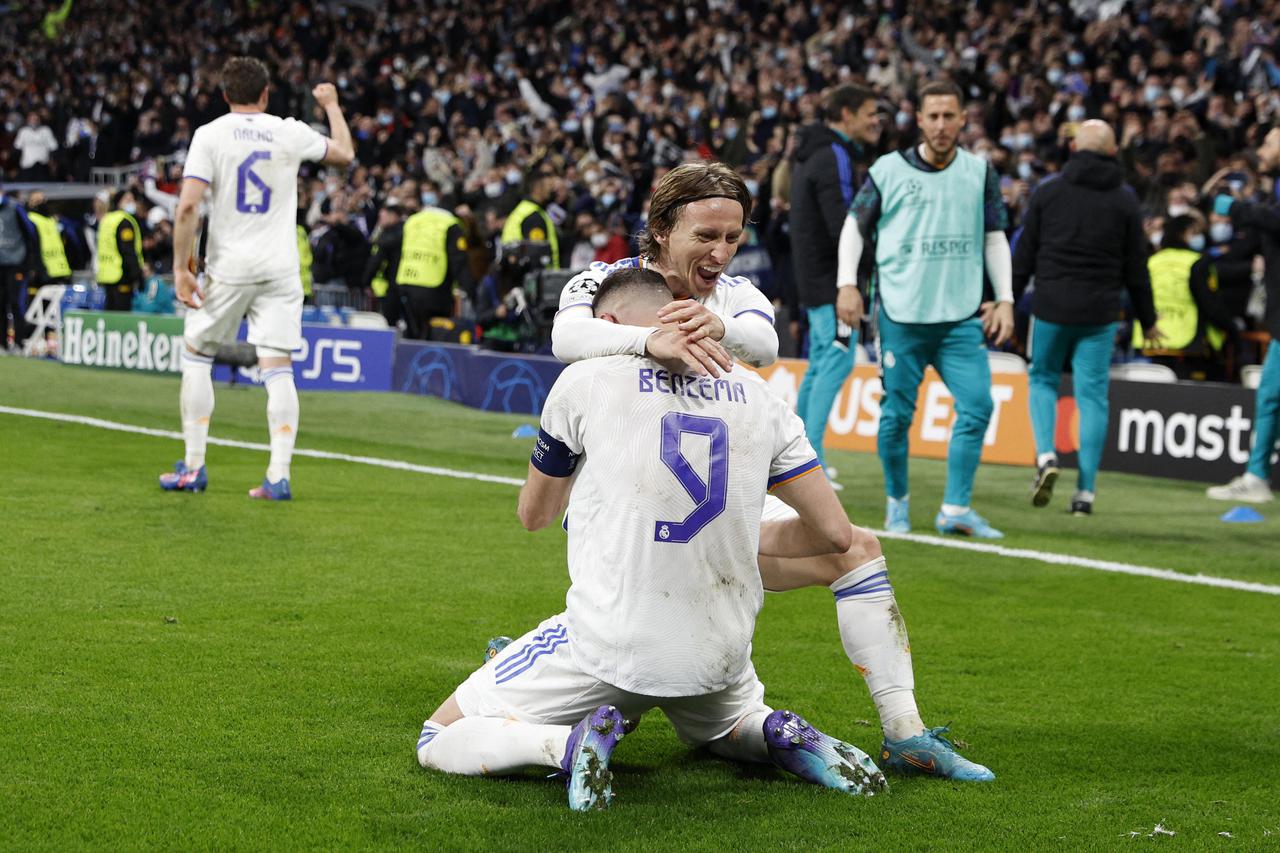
[1162,213,1202,250]
[221,57,270,106]
[592,267,670,317]
[917,80,964,108]
[826,85,876,121]
[635,162,751,261]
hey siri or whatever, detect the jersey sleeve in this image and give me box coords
[766,396,821,491]
[558,263,607,312]
[719,277,778,367]
[284,117,328,163]
[533,365,590,476]
[182,127,213,184]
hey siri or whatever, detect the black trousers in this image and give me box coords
[398,285,452,340]
[103,282,135,311]
[1,265,31,344]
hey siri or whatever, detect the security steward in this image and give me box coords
[96,188,146,311]
[298,222,314,303]
[499,168,560,268]
[23,191,72,345]
[365,198,473,339]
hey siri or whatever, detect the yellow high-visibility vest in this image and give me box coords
[1134,248,1224,350]
[96,210,143,285]
[500,199,559,268]
[28,211,71,279]
[397,208,463,288]
[297,225,313,297]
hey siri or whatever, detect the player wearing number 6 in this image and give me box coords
[159,57,354,499]
[417,269,887,809]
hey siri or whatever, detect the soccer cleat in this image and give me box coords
[1206,473,1274,503]
[884,496,910,534]
[1069,498,1092,516]
[159,461,207,493]
[764,709,887,796]
[935,509,1004,539]
[248,477,292,501]
[880,725,994,782]
[484,636,513,663]
[562,705,626,811]
[1031,457,1059,508]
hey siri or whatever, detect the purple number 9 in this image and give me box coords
[236,150,272,214]
[655,412,729,543]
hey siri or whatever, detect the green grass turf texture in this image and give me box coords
[1,357,1278,851]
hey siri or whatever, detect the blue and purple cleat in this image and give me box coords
[159,461,207,493]
[764,709,887,796]
[879,725,994,782]
[562,705,626,811]
[249,477,291,501]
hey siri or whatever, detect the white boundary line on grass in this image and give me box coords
[4,404,1278,597]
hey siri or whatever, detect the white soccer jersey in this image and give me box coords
[559,257,775,328]
[183,112,327,285]
[538,356,819,697]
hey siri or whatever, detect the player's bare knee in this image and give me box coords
[428,693,465,726]
[839,524,882,570]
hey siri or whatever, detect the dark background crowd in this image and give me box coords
[2,0,1278,367]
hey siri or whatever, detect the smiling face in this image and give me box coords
[653,197,745,299]
[917,93,965,161]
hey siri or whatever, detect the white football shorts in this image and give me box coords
[184,273,303,355]
[454,613,770,746]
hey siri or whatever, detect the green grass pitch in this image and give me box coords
[2,357,1278,850]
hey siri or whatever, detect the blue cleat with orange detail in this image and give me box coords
[934,508,1003,539]
[879,725,994,782]
[248,477,291,501]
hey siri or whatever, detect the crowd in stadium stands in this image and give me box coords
[1,0,1276,371]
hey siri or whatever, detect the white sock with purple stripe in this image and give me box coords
[416,718,571,775]
[830,557,925,742]
[262,366,298,483]
[708,709,772,764]
[180,350,215,470]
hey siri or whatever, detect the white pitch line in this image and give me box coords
[3,404,1278,596]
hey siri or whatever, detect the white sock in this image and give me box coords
[1037,451,1057,467]
[180,351,215,470]
[940,503,969,517]
[708,709,772,764]
[1073,490,1095,503]
[262,367,298,483]
[416,717,571,775]
[830,557,925,742]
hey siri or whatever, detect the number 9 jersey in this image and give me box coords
[182,113,328,286]
[536,356,820,697]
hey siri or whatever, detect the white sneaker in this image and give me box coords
[1206,473,1274,503]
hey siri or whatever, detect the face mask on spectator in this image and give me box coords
[590,232,609,248]
[421,192,438,207]
[662,82,676,99]
[1167,203,1190,217]
[505,169,521,185]
[1210,222,1234,243]
[585,169,600,185]
[378,113,392,126]
[1187,233,1206,251]
[761,105,778,120]
[122,202,137,215]
[338,76,349,89]
[484,182,504,198]
[1068,51,1085,67]
[1017,161,1034,180]
[1000,134,1016,148]
[863,47,877,61]
[1047,68,1064,86]
[1143,84,1162,104]
[745,179,760,197]
[1016,133,1034,150]
[1170,87,1186,104]
[600,192,617,208]
[688,105,702,121]
[1067,105,1087,122]
[562,118,581,134]
[896,110,912,128]
[724,124,739,140]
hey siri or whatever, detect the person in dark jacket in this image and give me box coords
[1207,126,1280,504]
[1206,194,1262,325]
[788,84,881,480]
[1013,120,1163,516]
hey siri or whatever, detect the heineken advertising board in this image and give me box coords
[60,311,186,373]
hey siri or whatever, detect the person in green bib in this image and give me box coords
[371,199,473,339]
[837,80,1015,539]
[500,168,560,269]
[96,189,146,311]
[22,191,72,347]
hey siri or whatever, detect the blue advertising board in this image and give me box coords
[214,322,396,391]
[393,341,567,414]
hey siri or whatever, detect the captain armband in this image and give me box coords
[530,428,580,477]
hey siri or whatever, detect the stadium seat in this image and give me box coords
[1242,364,1263,390]
[347,311,389,329]
[987,351,1027,374]
[1109,363,1178,383]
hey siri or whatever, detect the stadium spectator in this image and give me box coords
[96,189,145,311]
[1012,121,1162,517]
[1205,188,1264,330]
[1136,212,1241,374]
[838,80,1013,539]
[500,167,561,269]
[362,197,406,315]
[310,192,370,297]
[789,83,881,483]
[1208,127,1280,504]
[13,112,57,181]
[375,200,474,340]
